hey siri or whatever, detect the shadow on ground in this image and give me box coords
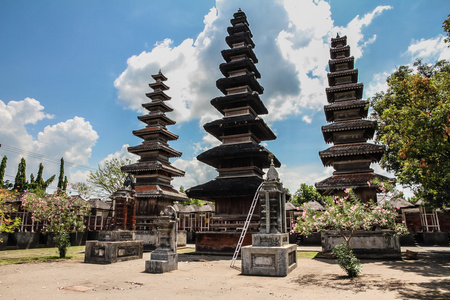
[289,253,450,300]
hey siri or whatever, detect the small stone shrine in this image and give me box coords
[315,34,387,202]
[186,9,280,254]
[145,206,178,273]
[84,230,143,264]
[121,71,188,229]
[241,160,297,277]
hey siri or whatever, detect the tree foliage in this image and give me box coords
[444,14,450,46]
[14,158,28,192]
[0,156,7,188]
[70,182,92,199]
[370,60,450,209]
[0,189,21,242]
[179,186,208,206]
[290,183,330,206]
[28,163,55,195]
[57,158,67,191]
[21,190,90,257]
[87,157,133,197]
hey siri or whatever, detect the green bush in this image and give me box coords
[332,242,362,278]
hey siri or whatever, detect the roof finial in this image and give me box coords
[336,33,340,38]
[266,158,279,181]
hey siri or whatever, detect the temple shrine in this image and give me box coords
[186,9,280,253]
[315,35,387,202]
[120,71,188,229]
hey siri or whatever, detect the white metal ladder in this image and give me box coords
[230,183,263,268]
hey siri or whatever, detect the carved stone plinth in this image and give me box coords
[241,240,297,276]
[84,230,143,264]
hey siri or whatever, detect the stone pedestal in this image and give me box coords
[145,206,179,273]
[241,161,298,277]
[84,230,143,264]
[145,249,178,273]
[242,233,297,277]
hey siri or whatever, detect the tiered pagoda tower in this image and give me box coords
[186,9,280,253]
[122,71,188,229]
[315,35,387,202]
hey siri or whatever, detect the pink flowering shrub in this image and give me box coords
[292,188,408,248]
[21,190,90,257]
[0,189,21,242]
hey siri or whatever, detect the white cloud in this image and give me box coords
[366,71,391,98]
[407,35,450,62]
[115,1,390,124]
[278,163,333,193]
[0,98,53,151]
[99,144,138,165]
[335,6,392,60]
[367,34,450,99]
[34,116,98,166]
[302,115,312,124]
[0,98,98,186]
[172,157,216,190]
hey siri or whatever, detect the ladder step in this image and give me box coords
[230,183,263,268]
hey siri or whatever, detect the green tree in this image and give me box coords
[57,158,65,191]
[0,189,21,243]
[0,156,7,187]
[179,186,206,206]
[290,183,330,206]
[370,60,450,209]
[28,163,56,195]
[443,14,450,46]
[87,157,133,197]
[14,158,28,192]
[22,190,90,257]
[71,182,93,199]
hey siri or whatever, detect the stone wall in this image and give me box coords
[322,230,401,259]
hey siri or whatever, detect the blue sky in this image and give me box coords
[0,0,449,195]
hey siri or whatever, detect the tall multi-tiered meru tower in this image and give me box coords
[186,9,280,253]
[315,35,387,202]
[122,71,188,230]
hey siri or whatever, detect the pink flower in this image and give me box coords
[367,181,371,187]
[344,188,350,194]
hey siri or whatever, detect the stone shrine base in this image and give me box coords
[241,233,297,277]
[145,250,178,273]
[84,240,143,264]
[241,243,297,277]
[322,230,401,259]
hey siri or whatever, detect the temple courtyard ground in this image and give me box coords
[0,245,448,300]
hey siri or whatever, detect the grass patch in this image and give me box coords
[0,246,85,265]
[297,251,319,259]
